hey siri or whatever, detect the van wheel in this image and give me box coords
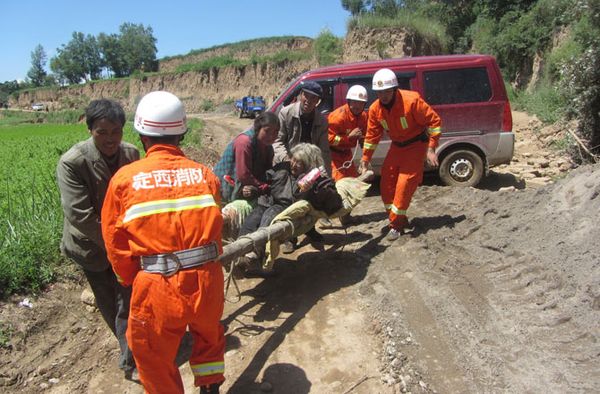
[439,149,483,187]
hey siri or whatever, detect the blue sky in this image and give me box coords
[0,1,351,82]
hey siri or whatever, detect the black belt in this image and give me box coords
[392,131,428,148]
[330,146,351,154]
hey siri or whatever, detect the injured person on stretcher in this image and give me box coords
[221,143,371,278]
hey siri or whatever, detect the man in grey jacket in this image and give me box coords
[273,80,331,243]
[273,80,332,176]
[56,99,139,380]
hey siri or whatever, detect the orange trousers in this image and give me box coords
[331,150,359,181]
[380,142,427,230]
[127,262,225,394]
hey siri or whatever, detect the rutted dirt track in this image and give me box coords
[1,111,599,393]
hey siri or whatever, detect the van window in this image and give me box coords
[317,83,335,114]
[423,67,492,105]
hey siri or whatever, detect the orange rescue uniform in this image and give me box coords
[362,89,441,230]
[101,144,225,393]
[327,103,368,181]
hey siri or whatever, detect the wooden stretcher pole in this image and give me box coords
[219,216,310,265]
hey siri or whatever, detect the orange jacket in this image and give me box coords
[327,103,368,151]
[362,89,442,162]
[101,144,223,286]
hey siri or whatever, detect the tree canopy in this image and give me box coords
[26,45,48,87]
[49,22,157,84]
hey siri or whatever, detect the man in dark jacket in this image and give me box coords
[56,99,139,380]
[273,80,332,176]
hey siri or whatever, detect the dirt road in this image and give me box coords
[1,111,598,393]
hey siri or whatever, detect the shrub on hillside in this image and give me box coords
[347,11,448,52]
[313,29,343,66]
[176,55,244,73]
[470,0,571,83]
[560,17,600,159]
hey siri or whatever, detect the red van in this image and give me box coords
[269,55,514,187]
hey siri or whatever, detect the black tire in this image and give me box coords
[238,110,244,119]
[439,149,484,187]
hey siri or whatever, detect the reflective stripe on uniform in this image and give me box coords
[428,126,441,136]
[380,119,389,130]
[390,205,406,216]
[115,273,126,285]
[123,195,217,223]
[191,361,224,377]
[333,135,341,145]
[384,203,406,216]
[400,116,408,129]
[363,142,378,151]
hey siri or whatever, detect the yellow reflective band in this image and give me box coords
[428,127,441,136]
[123,195,217,223]
[390,205,406,215]
[191,361,225,377]
[333,135,341,145]
[363,142,378,151]
[400,117,408,129]
[380,120,389,130]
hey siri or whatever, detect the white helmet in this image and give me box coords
[346,85,368,102]
[372,68,398,91]
[134,91,187,136]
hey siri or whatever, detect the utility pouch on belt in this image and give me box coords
[393,131,428,148]
[141,242,219,276]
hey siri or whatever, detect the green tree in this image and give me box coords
[98,33,127,77]
[368,0,400,15]
[118,23,158,74]
[342,0,367,15]
[50,32,102,84]
[27,44,47,87]
[50,51,82,85]
[0,80,21,107]
[473,0,537,18]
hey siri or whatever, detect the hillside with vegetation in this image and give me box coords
[341,0,599,163]
[3,1,598,162]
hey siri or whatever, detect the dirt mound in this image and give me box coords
[343,27,444,63]
[359,163,600,392]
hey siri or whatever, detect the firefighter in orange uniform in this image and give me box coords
[101,91,225,394]
[359,68,442,241]
[327,85,368,181]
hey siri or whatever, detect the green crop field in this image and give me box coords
[0,113,203,298]
[0,121,142,297]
